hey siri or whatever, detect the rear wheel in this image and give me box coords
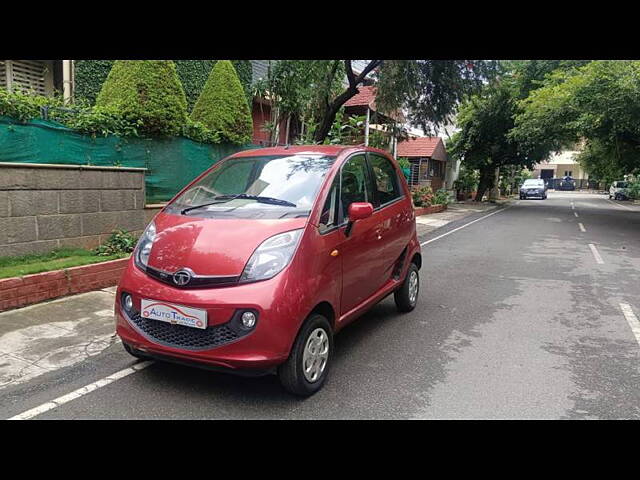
[278,314,333,396]
[394,263,419,312]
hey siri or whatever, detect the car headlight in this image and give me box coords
[240,229,303,283]
[134,221,156,271]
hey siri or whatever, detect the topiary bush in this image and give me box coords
[190,60,253,144]
[75,60,253,109]
[95,60,188,137]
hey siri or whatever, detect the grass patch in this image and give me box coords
[0,248,129,279]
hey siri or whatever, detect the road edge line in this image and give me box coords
[420,205,511,247]
[7,361,154,420]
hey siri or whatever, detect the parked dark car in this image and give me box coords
[557,176,576,191]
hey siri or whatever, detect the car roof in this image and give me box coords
[230,145,391,159]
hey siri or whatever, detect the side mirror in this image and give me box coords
[345,202,373,237]
[348,202,374,222]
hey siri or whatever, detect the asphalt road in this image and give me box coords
[2,191,639,419]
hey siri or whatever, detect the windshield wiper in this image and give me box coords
[232,194,297,208]
[180,194,296,215]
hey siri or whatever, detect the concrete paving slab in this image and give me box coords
[0,289,117,388]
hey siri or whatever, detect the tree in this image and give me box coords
[256,60,496,144]
[190,60,253,144]
[95,60,188,136]
[254,60,346,144]
[511,60,640,177]
[450,78,546,201]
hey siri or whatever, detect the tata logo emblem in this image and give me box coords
[173,269,193,286]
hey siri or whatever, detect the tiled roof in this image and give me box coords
[344,85,377,108]
[397,137,443,158]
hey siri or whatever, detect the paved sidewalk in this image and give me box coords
[415,201,503,237]
[0,287,118,388]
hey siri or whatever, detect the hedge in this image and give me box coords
[74,60,254,110]
[190,61,253,145]
[95,60,188,137]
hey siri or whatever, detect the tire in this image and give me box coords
[278,314,333,397]
[394,263,420,313]
[615,193,621,201]
[123,342,148,360]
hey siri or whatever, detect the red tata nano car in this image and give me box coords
[115,145,421,395]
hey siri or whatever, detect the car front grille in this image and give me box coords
[126,310,247,351]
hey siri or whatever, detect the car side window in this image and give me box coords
[368,154,402,207]
[318,176,340,234]
[340,154,371,220]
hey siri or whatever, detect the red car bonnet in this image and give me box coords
[148,211,308,276]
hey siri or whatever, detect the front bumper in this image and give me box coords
[115,259,299,371]
[521,190,545,198]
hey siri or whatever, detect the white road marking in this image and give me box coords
[574,212,579,217]
[7,361,154,420]
[588,243,604,264]
[578,222,586,232]
[620,304,640,347]
[420,206,511,246]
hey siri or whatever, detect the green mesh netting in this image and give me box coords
[0,116,260,204]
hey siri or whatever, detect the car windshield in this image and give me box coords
[168,154,336,219]
[523,180,544,187]
[615,182,628,188]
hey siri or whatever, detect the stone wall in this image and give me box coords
[0,163,147,257]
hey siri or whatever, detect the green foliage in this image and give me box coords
[374,60,498,134]
[453,164,479,192]
[190,60,253,144]
[412,185,434,207]
[95,230,138,256]
[325,110,365,145]
[626,178,640,199]
[0,247,127,279]
[432,188,451,205]
[75,60,254,110]
[74,60,115,105]
[397,157,410,169]
[96,60,188,137]
[0,87,64,121]
[174,60,217,110]
[512,60,640,176]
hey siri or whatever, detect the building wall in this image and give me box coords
[0,163,147,257]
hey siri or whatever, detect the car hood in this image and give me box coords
[147,211,307,276]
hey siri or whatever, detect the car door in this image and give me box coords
[366,152,413,282]
[338,153,385,315]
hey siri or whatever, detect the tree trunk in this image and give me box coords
[312,60,383,143]
[474,166,495,201]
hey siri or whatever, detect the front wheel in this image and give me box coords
[394,263,420,312]
[278,314,333,396]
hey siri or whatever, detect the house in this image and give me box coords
[396,136,449,190]
[0,60,72,99]
[343,85,403,155]
[529,150,588,182]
